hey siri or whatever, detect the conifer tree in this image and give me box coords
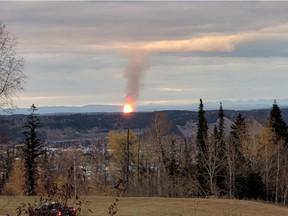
[229,113,247,197]
[196,99,208,154]
[267,100,288,145]
[22,104,43,195]
[230,113,246,165]
[216,102,227,195]
[267,101,288,203]
[231,113,246,141]
[196,99,209,195]
[218,102,225,139]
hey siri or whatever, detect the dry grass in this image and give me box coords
[1,196,288,216]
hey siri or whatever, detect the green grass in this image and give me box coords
[1,196,288,216]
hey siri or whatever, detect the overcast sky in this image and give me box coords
[1,1,288,110]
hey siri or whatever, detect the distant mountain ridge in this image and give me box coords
[13,105,121,115]
[2,108,288,142]
[11,98,288,115]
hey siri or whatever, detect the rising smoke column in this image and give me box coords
[123,51,148,110]
[122,24,284,110]
[122,34,242,110]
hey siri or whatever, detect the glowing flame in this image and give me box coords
[123,103,133,113]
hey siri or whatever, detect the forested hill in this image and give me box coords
[1,108,288,142]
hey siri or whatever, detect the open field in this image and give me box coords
[1,196,288,216]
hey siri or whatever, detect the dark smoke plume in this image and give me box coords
[124,51,148,106]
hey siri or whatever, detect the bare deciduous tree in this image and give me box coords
[107,130,138,195]
[257,127,277,201]
[201,129,222,196]
[0,23,25,111]
[148,111,172,196]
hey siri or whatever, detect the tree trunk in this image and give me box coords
[265,143,269,201]
[275,144,280,203]
[157,163,162,196]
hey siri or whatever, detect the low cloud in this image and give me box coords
[136,23,288,54]
[141,35,238,53]
[158,88,183,92]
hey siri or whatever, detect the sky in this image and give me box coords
[1,1,288,110]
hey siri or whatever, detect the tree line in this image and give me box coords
[1,100,288,207]
[108,99,288,204]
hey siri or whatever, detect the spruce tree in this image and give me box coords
[230,113,246,162]
[216,102,227,195]
[196,99,208,154]
[267,100,288,145]
[22,104,43,195]
[230,113,246,141]
[196,98,209,195]
[229,113,247,197]
[218,102,225,139]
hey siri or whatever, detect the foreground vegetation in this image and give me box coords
[2,101,288,203]
[0,196,288,216]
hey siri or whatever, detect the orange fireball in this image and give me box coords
[123,103,133,113]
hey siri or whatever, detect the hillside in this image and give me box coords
[1,108,287,143]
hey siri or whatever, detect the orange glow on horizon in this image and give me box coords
[123,103,133,113]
